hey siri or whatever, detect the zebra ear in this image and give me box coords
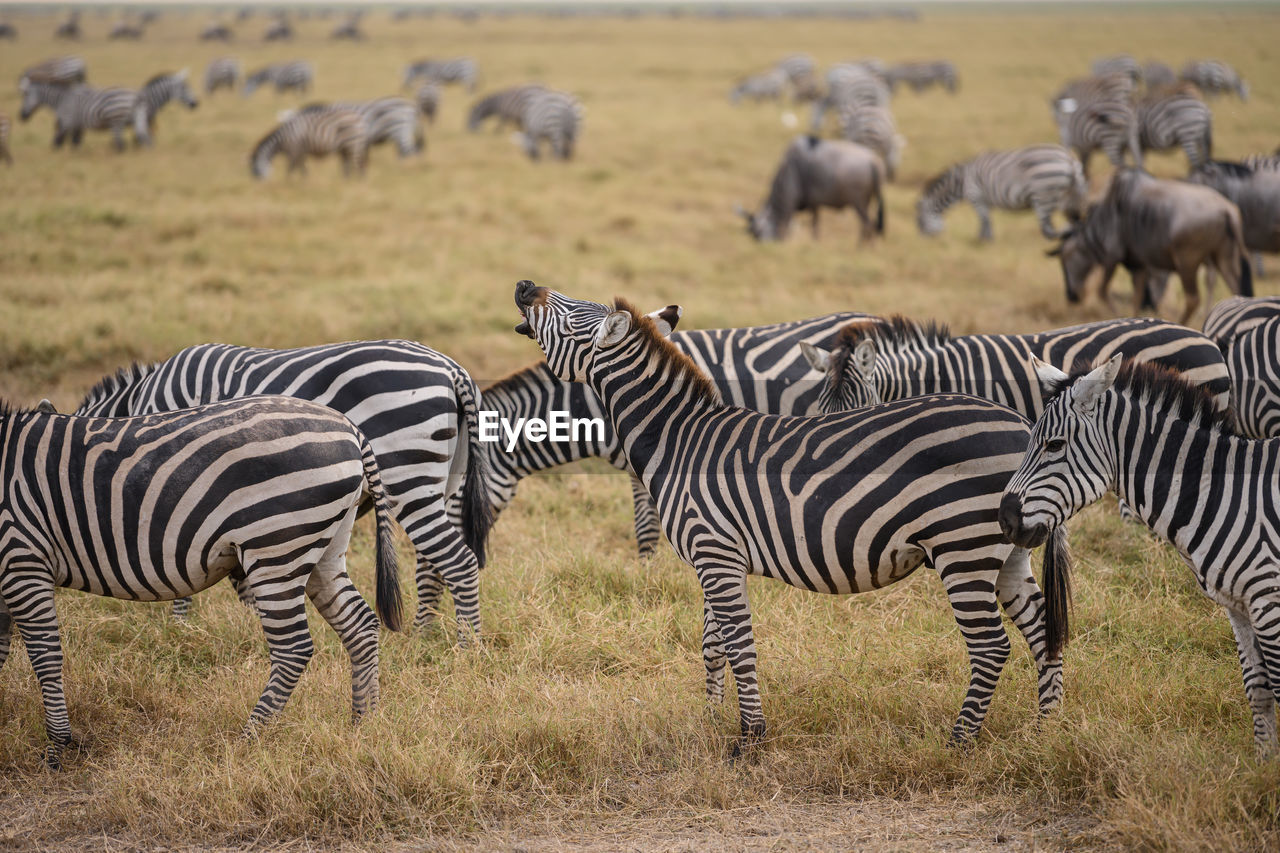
[595,311,632,349]
[1031,357,1069,397]
[853,339,877,379]
[645,305,682,337]
[1070,353,1122,414]
[35,399,58,414]
[799,342,830,373]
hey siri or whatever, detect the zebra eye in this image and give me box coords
[1045,438,1067,454]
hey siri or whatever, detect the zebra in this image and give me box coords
[1143,60,1177,90]
[1203,297,1280,439]
[1091,55,1143,84]
[916,144,1087,241]
[775,53,816,84]
[416,83,440,124]
[76,341,491,638]
[0,113,10,165]
[403,58,478,92]
[0,22,16,40]
[1180,60,1249,101]
[136,70,199,143]
[19,56,87,88]
[54,12,80,41]
[886,60,958,93]
[835,103,902,180]
[1204,296,1280,344]
[1136,84,1212,169]
[108,20,145,40]
[480,311,867,557]
[810,63,890,132]
[1051,75,1142,177]
[467,84,547,131]
[0,395,402,769]
[999,357,1280,756]
[518,90,582,160]
[263,17,294,42]
[200,23,235,42]
[243,61,313,97]
[513,281,1069,754]
[205,57,241,95]
[32,84,148,152]
[251,108,369,179]
[331,16,365,40]
[298,98,424,158]
[729,68,789,104]
[1244,153,1280,173]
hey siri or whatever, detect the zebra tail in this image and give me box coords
[360,433,403,632]
[454,372,494,569]
[1042,524,1072,661]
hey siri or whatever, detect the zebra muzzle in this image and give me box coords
[998,492,1048,547]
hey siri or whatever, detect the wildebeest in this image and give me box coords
[1049,169,1251,323]
[737,136,885,242]
[1190,160,1280,276]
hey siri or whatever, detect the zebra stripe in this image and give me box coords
[1000,358,1279,755]
[403,57,478,92]
[0,114,10,165]
[729,68,788,104]
[137,70,199,140]
[836,103,901,180]
[1090,55,1142,84]
[916,144,1087,241]
[19,56,87,87]
[243,61,312,96]
[467,84,547,131]
[514,282,1069,752]
[1180,60,1249,100]
[1137,85,1212,168]
[298,98,424,158]
[415,83,440,123]
[251,108,369,179]
[775,53,816,84]
[1143,60,1177,90]
[76,341,491,638]
[1204,296,1280,344]
[810,63,890,133]
[204,57,240,95]
[1051,75,1141,177]
[48,85,147,152]
[1204,298,1280,439]
[519,90,582,160]
[0,396,401,768]
[263,18,294,42]
[886,60,958,93]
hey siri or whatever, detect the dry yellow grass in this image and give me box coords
[1,6,1280,851]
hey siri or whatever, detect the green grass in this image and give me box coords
[1,6,1280,850]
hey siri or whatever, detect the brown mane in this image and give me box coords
[482,361,555,397]
[1044,359,1237,434]
[613,298,722,408]
[834,314,949,354]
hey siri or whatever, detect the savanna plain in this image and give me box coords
[2,5,1280,850]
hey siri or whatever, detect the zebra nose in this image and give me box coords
[514,279,541,308]
[998,493,1024,540]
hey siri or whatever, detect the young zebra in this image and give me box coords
[836,103,902,180]
[403,57,479,92]
[298,98,424,158]
[729,68,789,104]
[76,341,491,638]
[251,108,369,179]
[416,83,440,123]
[38,85,148,152]
[917,144,1087,241]
[467,84,547,131]
[1203,298,1280,439]
[136,70,199,143]
[0,396,402,768]
[20,56,87,88]
[205,57,241,95]
[886,60,958,94]
[1000,357,1280,756]
[243,61,312,96]
[1052,75,1142,178]
[1137,84,1213,169]
[514,282,1070,753]
[519,90,582,161]
[1180,59,1249,100]
[0,113,10,165]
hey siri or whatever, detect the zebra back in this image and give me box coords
[20,56,87,87]
[204,57,240,94]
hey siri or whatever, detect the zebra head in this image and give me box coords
[243,69,270,96]
[801,338,881,413]
[18,78,59,121]
[513,281,681,383]
[916,165,960,236]
[999,354,1123,548]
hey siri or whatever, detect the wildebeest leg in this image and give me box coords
[1130,268,1153,317]
[974,201,993,242]
[1175,263,1202,325]
[1254,252,1265,279]
[852,202,874,243]
[810,208,820,239]
[1097,264,1120,311]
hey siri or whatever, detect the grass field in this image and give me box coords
[2,5,1280,850]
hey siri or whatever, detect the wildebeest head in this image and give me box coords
[735,203,780,242]
[1046,226,1095,304]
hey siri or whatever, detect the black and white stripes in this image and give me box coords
[137,70,200,142]
[1137,84,1213,169]
[298,97,424,158]
[518,90,582,160]
[243,61,313,96]
[251,107,369,179]
[204,57,240,95]
[1051,75,1141,177]
[403,57,479,92]
[467,84,547,132]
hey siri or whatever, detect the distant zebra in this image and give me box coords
[0,396,402,769]
[331,17,365,40]
[836,103,902,180]
[514,282,1070,754]
[251,108,369,178]
[243,61,313,96]
[1000,358,1280,756]
[263,17,294,41]
[810,63,890,133]
[519,90,582,160]
[19,56,86,88]
[729,68,788,104]
[38,85,147,151]
[1137,84,1212,168]
[775,53,816,84]
[415,83,440,123]
[886,60,958,93]
[136,70,199,142]
[1051,75,1142,177]
[917,144,1086,241]
[108,21,145,40]
[54,12,80,41]
[467,84,547,131]
[1203,297,1280,439]
[1181,60,1248,100]
[1091,55,1142,84]
[1143,60,1177,90]
[76,341,491,637]
[200,23,234,42]
[0,113,10,165]
[298,97,424,158]
[205,57,241,95]
[0,21,18,40]
[403,57,478,92]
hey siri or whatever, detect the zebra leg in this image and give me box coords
[242,560,315,732]
[0,599,11,671]
[411,560,446,628]
[935,555,1010,743]
[629,475,661,559]
[698,564,764,754]
[407,515,481,642]
[995,548,1062,716]
[171,597,193,619]
[111,125,126,153]
[70,128,83,148]
[1246,593,1280,754]
[1226,607,1277,757]
[230,568,258,610]
[1033,201,1061,240]
[973,202,993,242]
[52,121,67,149]
[702,599,728,704]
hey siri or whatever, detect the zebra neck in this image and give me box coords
[927,168,965,211]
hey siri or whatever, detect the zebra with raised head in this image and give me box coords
[810,63,890,132]
[415,83,440,123]
[1202,298,1280,439]
[205,57,241,94]
[467,84,547,131]
[916,144,1087,241]
[0,114,10,165]
[0,395,402,768]
[243,61,313,96]
[1000,357,1280,756]
[519,90,582,160]
[1137,84,1212,169]
[251,107,369,178]
[76,341,491,638]
[136,70,199,142]
[200,22,234,42]
[513,281,1070,753]
[403,57,478,92]
[1051,75,1142,177]
[886,60,958,93]
[19,56,87,89]
[1180,60,1248,100]
[298,97,424,158]
[835,103,901,180]
[31,84,148,151]
[729,68,788,104]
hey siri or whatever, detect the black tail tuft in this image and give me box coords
[457,377,494,569]
[360,435,403,632]
[1042,526,1072,661]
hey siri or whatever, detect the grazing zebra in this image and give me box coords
[0,22,16,40]
[513,282,1069,753]
[1052,75,1142,177]
[33,85,148,151]
[108,21,145,40]
[467,84,547,131]
[263,17,294,41]
[916,144,1087,241]
[136,70,199,142]
[251,108,369,179]
[54,12,80,41]
[200,23,234,42]
[810,63,890,132]
[1000,357,1280,756]
[243,61,313,96]
[886,60,958,93]
[0,396,402,768]
[1180,60,1249,100]
[403,57,478,92]
[76,341,491,637]
[1091,55,1142,84]
[519,90,582,161]
[729,68,789,104]
[0,113,10,165]
[415,83,440,123]
[1137,84,1212,169]
[1203,297,1280,439]
[481,311,868,556]
[775,53,816,84]
[835,103,901,180]
[298,98,424,158]
[19,56,87,88]
[331,16,365,40]
[1143,60,1177,90]
[205,57,241,95]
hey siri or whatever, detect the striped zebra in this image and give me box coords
[137,70,199,142]
[76,341,491,638]
[1143,60,1177,90]
[835,103,901,180]
[916,144,1087,241]
[519,90,582,161]
[480,311,867,556]
[54,12,80,41]
[19,56,87,88]
[108,20,145,40]
[200,23,235,42]
[205,57,241,95]
[886,60,958,94]
[1203,297,1280,439]
[263,17,294,42]
[0,113,10,165]
[1244,153,1280,173]
[403,57,478,92]
[513,282,1069,753]
[0,396,402,768]
[729,68,788,104]
[1000,357,1280,756]
[32,84,148,152]
[810,63,890,133]
[416,83,440,124]
[1137,84,1212,169]
[250,107,369,179]
[1091,55,1143,84]
[1180,60,1249,101]
[467,84,547,131]
[775,53,816,84]
[1051,75,1142,177]
[243,61,313,97]
[298,98,424,158]
[331,16,365,40]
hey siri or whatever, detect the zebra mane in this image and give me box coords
[78,361,157,412]
[613,298,721,408]
[143,70,177,88]
[921,163,963,201]
[1045,360,1237,434]
[1200,159,1254,179]
[837,314,950,354]
[483,360,555,397]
